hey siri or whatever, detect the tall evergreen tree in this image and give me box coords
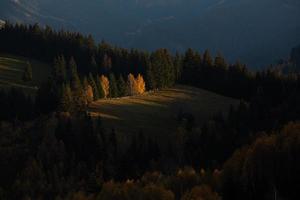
[69,57,86,113]
[58,83,73,112]
[101,54,112,75]
[174,52,183,81]
[109,73,118,98]
[146,62,156,90]
[90,55,98,74]
[150,49,175,88]
[117,75,127,97]
[23,62,33,82]
[203,49,213,67]
[214,52,227,69]
[52,55,67,83]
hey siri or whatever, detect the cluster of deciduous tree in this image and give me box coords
[34,56,147,115]
[222,121,300,200]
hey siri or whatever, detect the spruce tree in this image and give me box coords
[214,52,227,69]
[69,57,86,113]
[90,55,98,74]
[150,49,175,88]
[23,62,33,82]
[146,63,156,90]
[52,55,66,83]
[117,75,127,97]
[203,49,213,67]
[58,83,73,112]
[174,52,182,81]
[109,73,118,98]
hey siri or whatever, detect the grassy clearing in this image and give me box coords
[89,85,239,143]
[0,54,50,92]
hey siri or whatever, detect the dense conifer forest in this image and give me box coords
[0,23,300,200]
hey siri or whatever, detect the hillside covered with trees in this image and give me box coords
[0,23,300,200]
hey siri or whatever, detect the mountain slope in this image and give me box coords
[1,0,300,68]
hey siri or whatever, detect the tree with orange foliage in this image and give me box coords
[136,74,146,95]
[100,75,110,98]
[127,73,137,96]
[127,73,146,96]
[85,84,94,104]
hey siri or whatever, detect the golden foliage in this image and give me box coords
[127,73,146,96]
[181,185,221,200]
[100,75,110,98]
[136,74,146,94]
[85,84,94,104]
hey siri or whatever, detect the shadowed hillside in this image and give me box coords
[89,85,239,139]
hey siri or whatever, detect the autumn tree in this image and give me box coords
[96,75,105,98]
[181,185,221,200]
[83,77,94,104]
[127,73,137,95]
[127,73,146,95]
[100,75,110,98]
[136,74,146,94]
[87,73,99,100]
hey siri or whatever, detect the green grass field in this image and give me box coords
[0,54,50,92]
[89,85,239,142]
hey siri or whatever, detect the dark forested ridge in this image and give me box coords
[0,23,300,200]
[2,0,300,67]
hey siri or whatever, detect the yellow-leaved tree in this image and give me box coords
[85,84,94,104]
[100,75,110,98]
[127,73,137,96]
[136,74,146,94]
[127,73,146,96]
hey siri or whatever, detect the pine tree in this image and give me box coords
[69,57,86,113]
[203,49,213,67]
[109,73,118,98]
[23,62,33,82]
[58,83,72,112]
[52,55,66,83]
[101,54,112,74]
[117,75,127,97]
[146,63,156,90]
[214,52,227,69]
[150,49,175,88]
[174,52,182,81]
[88,73,100,100]
[90,55,98,74]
